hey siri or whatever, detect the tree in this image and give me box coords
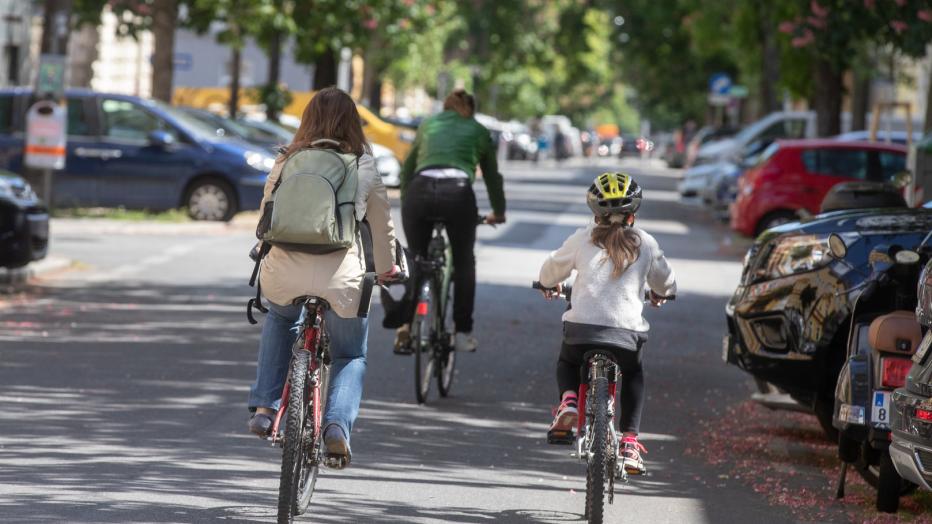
[151,0,179,102]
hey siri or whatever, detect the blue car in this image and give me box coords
[0,88,276,221]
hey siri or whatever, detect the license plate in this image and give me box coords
[839,403,865,425]
[914,331,932,364]
[871,391,891,428]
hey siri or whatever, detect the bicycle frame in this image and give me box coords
[270,299,329,446]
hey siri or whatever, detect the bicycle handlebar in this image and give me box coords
[532,280,572,300]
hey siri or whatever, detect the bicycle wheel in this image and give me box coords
[413,281,435,404]
[585,375,610,524]
[295,357,328,516]
[437,276,456,397]
[278,348,313,523]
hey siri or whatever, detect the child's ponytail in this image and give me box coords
[590,214,640,278]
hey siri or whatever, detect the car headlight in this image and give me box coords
[245,151,276,172]
[0,178,12,198]
[755,234,831,280]
[375,154,401,177]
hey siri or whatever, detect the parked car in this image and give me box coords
[835,130,924,146]
[0,88,276,221]
[356,104,416,161]
[179,107,291,152]
[731,140,908,236]
[890,257,932,494]
[685,125,737,168]
[502,121,538,160]
[694,111,816,167]
[371,143,401,188]
[724,206,932,438]
[0,170,47,268]
[618,133,639,157]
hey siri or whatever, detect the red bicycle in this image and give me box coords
[265,295,333,523]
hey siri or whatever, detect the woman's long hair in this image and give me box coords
[591,214,640,278]
[282,87,371,159]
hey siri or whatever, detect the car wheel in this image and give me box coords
[185,178,237,222]
[755,210,798,236]
[876,452,905,513]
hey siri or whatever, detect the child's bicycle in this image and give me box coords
[532,281,673,524]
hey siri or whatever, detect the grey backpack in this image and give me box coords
[256,147,359,253]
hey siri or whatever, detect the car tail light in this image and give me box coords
[880,357,912,389]
[416,301,428,316]
[916,408,932,422]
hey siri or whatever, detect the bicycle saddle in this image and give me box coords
[291,295,331,309]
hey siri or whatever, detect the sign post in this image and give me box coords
[27,53,68,206]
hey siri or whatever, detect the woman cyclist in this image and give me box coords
[246,87,398,468]
[537,172,676,475]
[397,89,506,353]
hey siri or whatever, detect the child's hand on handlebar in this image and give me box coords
[648,290,667,308]
[541,283,563,301]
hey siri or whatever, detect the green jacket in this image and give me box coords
[400,110,506,215]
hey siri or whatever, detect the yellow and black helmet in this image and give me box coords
[587,172,642,217]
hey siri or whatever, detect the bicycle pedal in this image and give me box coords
[323,454,348,470]
[547,430,575,445]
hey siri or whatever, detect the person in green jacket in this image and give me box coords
[397,89,507,353]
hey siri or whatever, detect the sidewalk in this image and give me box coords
[0,255,73,287]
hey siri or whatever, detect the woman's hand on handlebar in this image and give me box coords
[483,212,506,225]
[378,265,402,285]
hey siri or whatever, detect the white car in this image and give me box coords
[372,143,401,188]
[679,161,730,197]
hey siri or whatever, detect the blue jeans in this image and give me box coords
[248,302,368,442]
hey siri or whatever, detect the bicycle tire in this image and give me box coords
[437,275,456,397]
[278,348,311,524]
[585,375,610,524]
[413,280,434,404]
[295,356,328,516]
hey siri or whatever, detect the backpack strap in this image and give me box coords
[356,220,377,318]
[246,242,272,324]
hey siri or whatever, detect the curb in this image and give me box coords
[0,256,73,286]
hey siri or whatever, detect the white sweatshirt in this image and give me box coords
[539,224,676,333]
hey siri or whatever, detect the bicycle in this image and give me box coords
[532,281,674,524]
[404,216,491,404]
[264,295,332,523]
[264,270,407,523]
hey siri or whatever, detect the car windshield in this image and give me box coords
[150,100,229,141]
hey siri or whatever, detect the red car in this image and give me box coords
[731,140,907,236]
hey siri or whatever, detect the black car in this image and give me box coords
[724,207,932,435]
[890,258,932,491]
[0,170,48,268]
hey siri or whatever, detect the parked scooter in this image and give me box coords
[833,235,926,512]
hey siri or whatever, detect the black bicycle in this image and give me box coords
[405,216,490,404]
[533,281,673,523]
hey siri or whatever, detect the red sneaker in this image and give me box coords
[549,394,578,433]
[621,435,647,475]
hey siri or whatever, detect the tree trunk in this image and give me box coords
[229,47,241,119]
[757,2,782,117]
[150,0,178,103]
[850,72,871,132]
[265,30,281,121]
[40,0,72,54]
[812,59,844,137]
[313,50,337,90]
[924,65,932,134]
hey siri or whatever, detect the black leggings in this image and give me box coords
[557,343,645,434]
[401,175,479,332]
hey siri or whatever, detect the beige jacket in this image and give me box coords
[258,150,396,318]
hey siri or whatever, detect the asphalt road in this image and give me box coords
[0,158,801,523]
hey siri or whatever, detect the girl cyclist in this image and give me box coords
[537,172,676,475]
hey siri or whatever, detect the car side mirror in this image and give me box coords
[148,130,175,148]
[892,170,913,189]
[828,233,847,259]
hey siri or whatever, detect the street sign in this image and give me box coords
[708,73,732,95]
[36,54,66,99]
[24,100,67,170]
[173,52,193,71]
[728,85,749,98]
